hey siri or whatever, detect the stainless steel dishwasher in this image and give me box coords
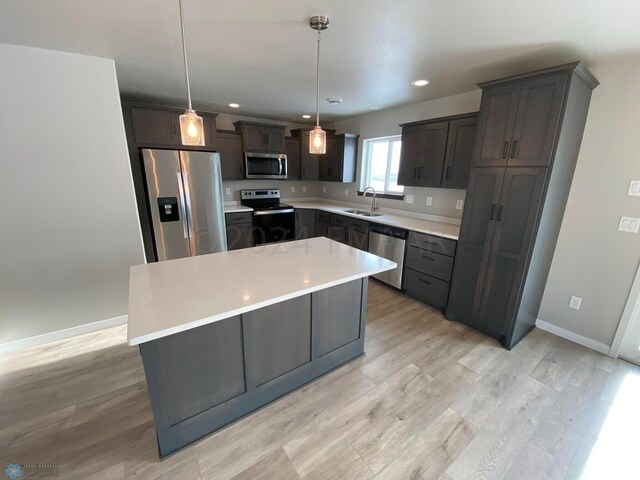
[368,224,407,289]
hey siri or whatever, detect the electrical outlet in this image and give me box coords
[569,295,582,310]
[406,195,414,205]
[456,199,464,210]
[628,180,640,196]
[426,197,433,206]
[323,186,327,193]
[618,216,640,233]
[225,187,231,195]
[290,186,296,193]
[302,186,307,193]
[344,189,349,196]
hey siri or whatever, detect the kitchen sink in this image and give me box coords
[345,209,384,217]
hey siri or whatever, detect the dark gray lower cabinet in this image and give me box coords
[295,209,316,239]
[328,213,369,250]
[139,278,368,457]
[403,231,456,310]
[225,212,254,250]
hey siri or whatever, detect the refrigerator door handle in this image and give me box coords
[181,172,195,238]
[176,172,189,239]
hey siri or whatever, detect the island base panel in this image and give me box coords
[139,278,368,458]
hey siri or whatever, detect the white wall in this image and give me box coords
[0,44,145,346]
[326,90,482,219]
[538,54,640,347]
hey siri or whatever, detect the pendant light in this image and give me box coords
[178,0,204,146]
[309,16,329,155]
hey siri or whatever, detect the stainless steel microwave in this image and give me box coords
[244,153,287,179]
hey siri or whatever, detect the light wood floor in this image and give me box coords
[2,280,639,479]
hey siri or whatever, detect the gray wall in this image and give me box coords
[0,44,145,345]
[324,90,482,219]
[538,54,640,346]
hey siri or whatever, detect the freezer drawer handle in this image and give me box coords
[176,172,189,239]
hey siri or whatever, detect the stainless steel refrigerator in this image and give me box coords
[142,149,227,261]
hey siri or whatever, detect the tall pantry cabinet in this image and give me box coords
[446,63,599,349]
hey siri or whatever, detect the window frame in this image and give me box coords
[360,135,404,196]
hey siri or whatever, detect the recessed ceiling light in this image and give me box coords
[302,114,311,119]
[370,105,383,111]
[228,103,240,108]
[411,79,430,87]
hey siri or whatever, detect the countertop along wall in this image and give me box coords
[0,44,145,348]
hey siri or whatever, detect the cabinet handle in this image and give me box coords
[418,278,432,285]
[502,141,509,159]
[445,166,451,180]
[497,205,504,221]
[328,167,332,177]
[413,166,417,178]
[418,166,422,178]
[510,141,518,159]
[422,256,436,261]
[263,134,269,145]
[490,204,496,221]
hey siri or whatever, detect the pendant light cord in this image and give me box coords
[315,30,321,127]
[179,0,193,110]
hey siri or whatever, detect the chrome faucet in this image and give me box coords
[363,186,378,213]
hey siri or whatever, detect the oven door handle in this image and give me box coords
[254,208,295,216]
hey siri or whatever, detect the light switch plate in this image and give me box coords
[344,189,349,196]
[323,187,327,193]
[225,187,231,195]
[569,295,582,310]
[456,199,464,210]
[618,216,640,233]
[426,197,433,206]
[291,186,296,193]
[628,180,640,196]
[302,186,307,193]
[406,195,414,205]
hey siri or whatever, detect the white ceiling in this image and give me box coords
[1,0,639,122]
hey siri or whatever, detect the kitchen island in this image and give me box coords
[128,237,395,457]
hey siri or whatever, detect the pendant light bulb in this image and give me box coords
[309,16,329,155]
[178,0,205,146]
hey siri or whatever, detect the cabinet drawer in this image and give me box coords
[403,268,450,309]
[225,211,253,225]
[408,231,457,257]
[405,246,454,282]
[331,213,368,233]
[316,211,331,223]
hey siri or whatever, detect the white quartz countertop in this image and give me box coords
[288,201,460,240]
[127,237,396,345]
[224,204,253,213]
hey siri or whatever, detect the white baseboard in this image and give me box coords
[535,319,611,355]
[0,315,127,353]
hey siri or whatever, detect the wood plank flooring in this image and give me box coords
[1,280,639,479]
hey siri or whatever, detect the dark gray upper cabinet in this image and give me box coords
[447,62,599,349]
[509,73,567,167]
[233,121,286,153]
[128,105,218,149]
[216,130,244,180]
[442,116,478,188]
[285,137,301,180]
[473,73,567,168]
[398,113,478,188]
[473,84,521,166]
[319,134,359,183]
